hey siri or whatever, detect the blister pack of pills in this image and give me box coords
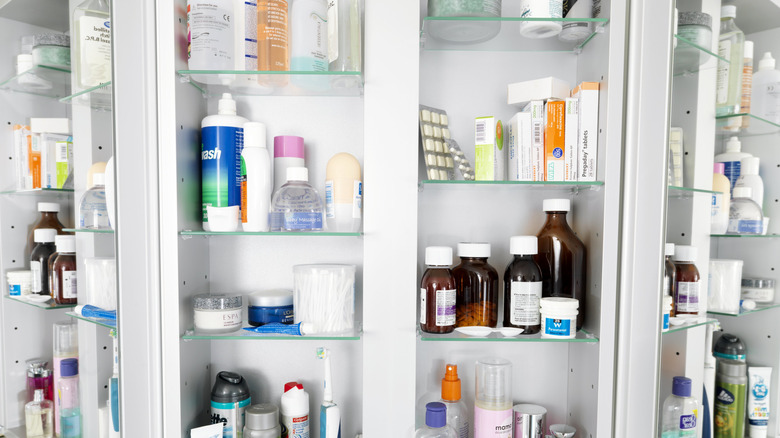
[445,139,475,181]
[419,105,455,180]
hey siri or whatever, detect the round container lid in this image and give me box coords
[721,5,737,18]
[243,122,267,149]
[245,403,279,431]
[249,289,293,307]
[274,136,305,159]
[749,425,768,438]
[6,270,32,280]
[512,403,547,415]
[678,11,712,29]
[425,402,447,428]
[211,371,250,403]
[714,333,747,360]
[665,243,675,256]
[718,358,747,377]
[457,242,490,258]
[672,245,697,262]
[286,167,308,182]
[193,294,242,310]
[33,228,57,243]
[732,186,753,199]
[425,246,452,266]
[540,297,579,310]
[56,235,76,253]
[741,156,760,175]
[509,236,538,255]
[38,202,60,212]
[61,358,78,377]
[543,198,570,212]
[672,376,692,397]
[742,278,775,288]
[33,33,70,47]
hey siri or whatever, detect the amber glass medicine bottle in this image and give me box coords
[535,199,587,330]
[27,202,66,258]
[673,245,700,317]
[420,246,456,334]
[30,229,57,296]
[504,236,544,334]
[52,236,77,305]
[452,243,498,328]
[664,243,676,298]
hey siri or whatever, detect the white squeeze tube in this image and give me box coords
[241,122,271,232]
[748,367,772,438]
[325,153,362,232]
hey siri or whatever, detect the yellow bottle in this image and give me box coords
[712,163,731,235]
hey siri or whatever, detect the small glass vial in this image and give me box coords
[728,186,763,235]
[51,236,77,305]
[243,403,282,438]
[270,167,324,232]
[414,402,457,438]
[58,358,81,438]
[452,243,498,328]
[420,246,456,334]
[664,243,676,298]
[25,389,53,438]
[673,246,701,317]
[503,236,543,334]
[78,174,110,229]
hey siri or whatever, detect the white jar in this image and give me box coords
[540,297,578,339]
[741,278,775,304]
[193,294,243,334]
[6,270,32,296]
[519,0,563,39]
[662,295,673,333]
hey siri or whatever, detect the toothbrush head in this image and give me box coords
[316,347,329,359]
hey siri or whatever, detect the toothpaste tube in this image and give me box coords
[243,322,313,336]
[748,367,772,438]
[75,304,117,321]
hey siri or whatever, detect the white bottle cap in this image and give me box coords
[741,156,760,175]
[509,236,538,255]
[243,122,267,149]
[33,228,57,243]
[721,5,736,19]
[744,41,754,60]
[672,245,698,262]
[725,136,742,152]
[38,202,60,212]
[92,173,106,186]
[733,186,753,198]
[663,295,673,306]
[426,246,453,266]
[749,425,768,438]
[286,167,308,182]
[543,198,571,212]
[540,297,579,310]
[218,93,237,115]
[457,243,490,258]
[665,243,675,256]
[758,52,776,71]
[56,235,76,253]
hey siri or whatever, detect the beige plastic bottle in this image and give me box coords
[712,162,731,235]
[325,153,362,232]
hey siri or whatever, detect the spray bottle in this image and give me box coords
[317,347,341,438]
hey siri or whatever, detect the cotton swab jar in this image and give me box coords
[293,264,356,334]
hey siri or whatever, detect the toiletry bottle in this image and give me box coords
[535,198,587,330]
[78,173,110,229]
[51,236,77,305]
[474,358,512,438]
[712,163,731,235]
[559,0,594,42]
[27,202,65,259]
[325,152,362,232]
[728,187,763,235]
[73,0,111,88]
[715,360,747,438]
[420,246,456,334]
[59,358,81,438]
[187,0,235,71]
[108,331,119,438]
[741,41,754,129]
[30,229,57,296]
[53,321,78,437]
[735,157,764,209]
[202,93,248,231]
[661,376,698,437]
[26,359,53,404]
[270,167,324,232]
[234,0,257,72]
[747,367,771,438]
[503,236,543,334]
[25,389,53,438]
[453,242,498,328]
[664,243,676,299]
[210,371,251,438]
[750,52,780,134]
[273,136,305,195]
[244,403,282,437]
[440,364,468,438]
[257,0,289,73]
[715,5,744,117]
[672,246,701,317]
[327,0,362,75]
[281,382,310,438]
[290,0,328,88]
[715,136,752,189]
[241,122,272,232]
[317,348,341,438]
[414,402,457,438]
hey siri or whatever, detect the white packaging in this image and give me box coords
[84,258,117,310]
[30,118,71,135]
[519,0,563,39]
[474,116,505,181]
[507,112,533,181]
[281,383,310,438]
[38,134,71,189]
[522,101,545,181]
[564,97,579,181]
[6,270,32,296]
[508,77,570,106]
[241,122,271,232]
[13,125,31,190]
[573,82,599,181]
[708,259,743,314]
[190,424,224,438]
[749,52,780,134]
[187,0,235,70]
[234,0,258,70]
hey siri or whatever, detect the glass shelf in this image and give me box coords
[180,230,361,237]
[668,186,720,199]
[60,81,112,111]
[1,425,25,438]
[182,326,361,341]
[0,65,70,99]
[716,113,780,136]
[711,234,779,238]
[62,228,114,234]
[177,71,363,97]
[708,303,780,317]
[4,294,77,310]
[0,187,73,196]
[672,35,727,77]
[418,328,598,342]
[66,311,116,329]
[663,318,717,335]
[419,180,603,193]
[420,17,609,52]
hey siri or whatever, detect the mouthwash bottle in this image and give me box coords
[661,376,698,437]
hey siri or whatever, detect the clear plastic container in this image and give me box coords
[415,402,457,438]
[661,376,698,437]
[78,173,110,229]
[25,389,53,438]
[31,34,70,69]
[58,358,81,438]
[270,167,324,232]
[715,5,745,117]
[728,186,763,235]
[474,358,512,437]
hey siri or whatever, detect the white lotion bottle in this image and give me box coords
[325,153,361,232]
[714,136,752,189]
[750,52,780,134]
[735,156,764,209]
[241,122,271,232]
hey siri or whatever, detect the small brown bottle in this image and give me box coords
[452,243,498,328]
[673,245,700,317]
[30,229,57,296]
[27,202,66,259]
[664,243,676,311]
[420,246,456,334]
[504,236,544,334]
[51,236,77,305]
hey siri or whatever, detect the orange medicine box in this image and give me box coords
[545,100,565,181]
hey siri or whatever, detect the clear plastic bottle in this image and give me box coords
[440,364,468,438]
[78,173,110,229]
[270,167,324,232]
[750,52,780,135]
[712,163,731,235]
[474,358,512,438]
[415,402,457,438]
[728,186,764,235]
[661,376,698,437]
[734,157,764,209]
[716,5,745,117]
[327,0,362,79]
[714,137,752,189]
[58,358,81,438]
[25,389,53,438]
[741,41,754,129]
[72,0,111,88]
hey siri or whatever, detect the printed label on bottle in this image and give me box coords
[77,16,111,86]
[211,398,251,438]
[712,193,722,218]
[420,288,426,325]
[188,2,233,68]
[509,281,542,325]
[327,0,338,62]
[283,212,323,230]
[717,40,732,105]
[473,406,512,438]
[63,271,77,299]
[765,82,780,120]
[727,219,763,234]
[353,180,362,219]
[544,317,572,336]
[244,1,258,70]
[257,0,289,70]
[241,156,248,223]
[663,313,670,330]
[285,414,309,438]
[325,180,335,218]
[202,126,244,222]
[290,6,328,72]
[436,289,456,327]
[676,281,700,313]
[8,284,20,296]
[31,261,42,292]
[61,413,81,438]
[680,413,697,430]
[715,383,745,437]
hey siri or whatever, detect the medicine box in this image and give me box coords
[30,118,71,135]
[508,77,571,106]
[573,82,600,181]
[475,116,506,181]
[564,97,579,181]
[544,101,565,182]
[507,112,533,181]
[522,100,545,181]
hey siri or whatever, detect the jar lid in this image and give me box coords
[540,297,579,310]
[6,270,32,280]
[245,403,279,431]
[742,278,775,288]
[678,11,712,29]
[543,198,570,212]
[193,294,242,310]
[672,245,697,262]
[732,186,752,199]
[38,202,60,212]
[33,228,57,243]
[457,242,490,258]
[33,33,70,48]
[665,243,675,256]
[713,333,747,360]
[249,289,293,307]
[425,246,452,266]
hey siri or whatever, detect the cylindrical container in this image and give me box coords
[474,358,512,438]
[325,153,362,233]
[211,371,251,438]
[31,229,57,296]
[257,0,290,87]
[453,243,498,328]
[193,294,243,334]
[293,264,355,334]
[51,236,77,305]
[273,136,305,196]
[241,122,272,232]
[512,404,546,438]
[31,34,70,69]
[420,247,456,334]
[560,0,594,42]
[426,0,502,44]
[714,359,747,438]
[673,246,701,317]
[519,0,563,39]
[59,358,81,438]
[187,0,235,71]
[53,321,78,436]
[26,359,53,404]
[714,333,747,361]
[664,243,676,298]
[503,236,543,334]
[7,270,32,296]
[741,41,754,128]
[244,403,282,438]
[709,259,744,314]
[281,382,310,438]
[741,278,775,304]
[675,12,712,70]
[428,0,501,16]
[662,295,673,332]
[327,0,362,74]
[540,297,579,339]
[84,258,117,310]
[248,289,294,326]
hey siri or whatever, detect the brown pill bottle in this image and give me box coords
[51,236,77,305]
[672,245,700,317]
[504,236,544,334]
[420,246,456,334]
[27,202,66,259]
[30,229,57,296]
[664,243,676,308]
[452,243,498,328]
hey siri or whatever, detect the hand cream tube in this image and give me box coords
[748,367,772,438]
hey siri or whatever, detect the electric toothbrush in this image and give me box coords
[316,347,341,438]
